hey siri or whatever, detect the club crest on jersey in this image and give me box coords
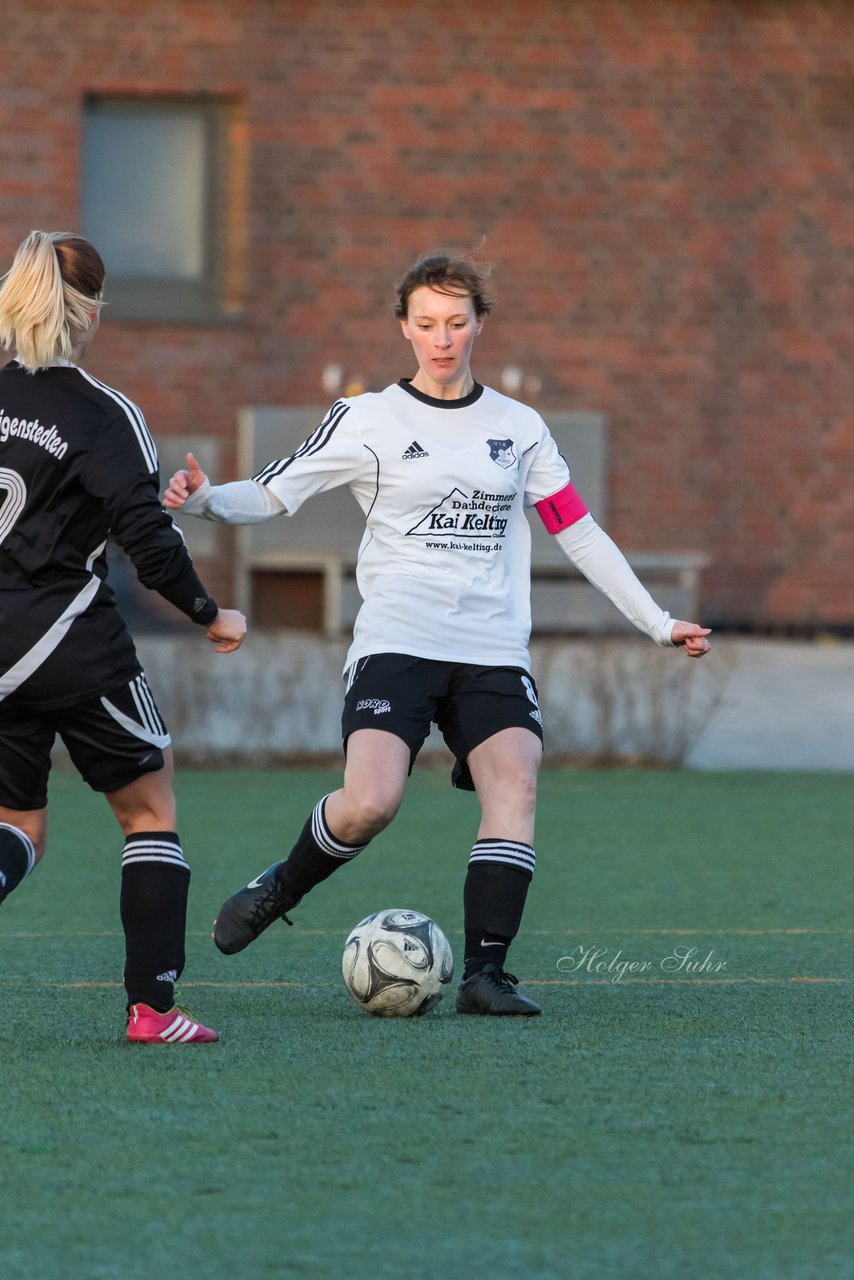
[486,439,516,469]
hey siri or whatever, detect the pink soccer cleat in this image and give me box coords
[127,1002,219,1044]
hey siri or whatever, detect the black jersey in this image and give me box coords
[0,359,217,709]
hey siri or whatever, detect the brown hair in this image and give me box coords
[0,231,105,372]
[394,251,494,320]
[53,235,105,300]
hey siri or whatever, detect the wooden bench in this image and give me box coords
[235,406,708,635]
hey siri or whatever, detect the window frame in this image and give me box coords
[82,94,242,323]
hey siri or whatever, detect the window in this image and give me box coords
[82,96,245,320]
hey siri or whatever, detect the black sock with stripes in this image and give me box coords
[463,839,535,977]
[277,795,369,901]
[0,823,37,904]
[120,832,190,1013]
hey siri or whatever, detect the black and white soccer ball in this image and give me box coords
[341,909,454,1017]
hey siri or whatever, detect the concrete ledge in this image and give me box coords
[48,634,853,770]
[103,631,849,771]
[683,637,854,770]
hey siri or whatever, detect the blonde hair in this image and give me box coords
[0,231,105,372]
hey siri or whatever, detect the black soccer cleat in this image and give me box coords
[455,963,542,1017]
[213,862,299,955]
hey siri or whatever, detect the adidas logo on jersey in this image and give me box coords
[402,440,429,460]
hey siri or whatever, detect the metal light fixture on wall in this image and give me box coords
[500,366,542,398]
[322,364,367,397]
[501,366,524,395]
[321,363,344,396]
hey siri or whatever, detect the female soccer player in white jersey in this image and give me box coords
[165,251,710,1016]
[0,230,247,1043]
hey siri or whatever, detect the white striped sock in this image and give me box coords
[121,835,189,871]
[468,839,536,877]
[311,796,366,861]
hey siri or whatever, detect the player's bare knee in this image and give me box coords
[0,812,48,860]
[109,797,178,836]
[344,789,402,840]
[518,769,539,812]
[106,767,177,835]
[479,769,538,827]
[501,765,539,809]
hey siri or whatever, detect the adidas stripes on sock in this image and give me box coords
[279,795,369,901]
[463,838,536,976]
[120,832,190,1012]
[0,823,37,904]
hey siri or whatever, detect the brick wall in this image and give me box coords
[1,0,852,626]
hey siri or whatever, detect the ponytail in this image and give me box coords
[0,231,105,372]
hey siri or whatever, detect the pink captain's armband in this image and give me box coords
[534,483,589,533]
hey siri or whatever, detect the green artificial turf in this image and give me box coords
[1,769,852,1279]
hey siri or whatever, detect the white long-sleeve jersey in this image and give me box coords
[183,380,672,670]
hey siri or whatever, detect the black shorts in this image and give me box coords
[0,671,170,811]
[341,653,544,791]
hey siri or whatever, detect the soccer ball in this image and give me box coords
[341,909,454,1017]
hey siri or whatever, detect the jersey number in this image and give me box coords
[0,468,27,546]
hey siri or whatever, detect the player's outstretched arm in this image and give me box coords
[163,454,285,524]
[206,607,247,653]
[533,488,713,655]
[163,451,207,509]
[669,620,711,658]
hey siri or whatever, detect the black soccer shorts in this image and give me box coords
[340,653,544,791]
[0,671,170,810]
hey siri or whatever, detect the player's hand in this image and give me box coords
[163,452,207,509]
[206,608,247,653]
[670,620,711,658]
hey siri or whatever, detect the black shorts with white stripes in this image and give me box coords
[341,653,544,791]
[0,670,170,810]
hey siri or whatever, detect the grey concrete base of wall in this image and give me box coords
[133,630,723,767]
[45,632,854,768]
[101,632,854,771]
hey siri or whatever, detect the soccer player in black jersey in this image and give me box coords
[0,230,247,1043]
[167,250,710,1017]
